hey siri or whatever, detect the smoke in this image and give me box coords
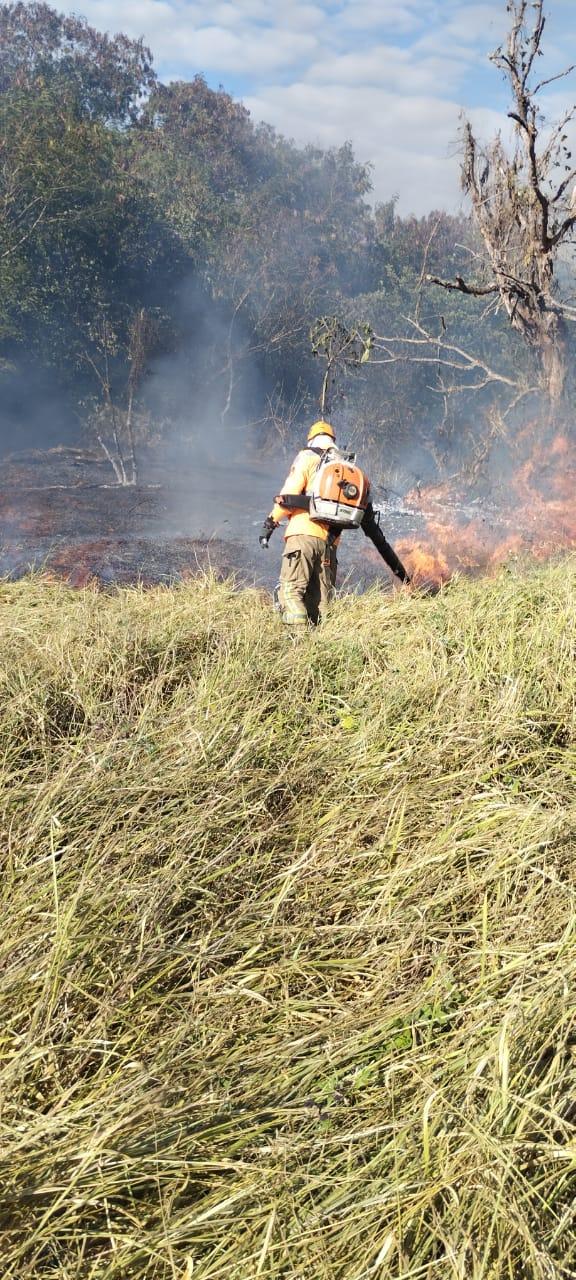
[0,267,287,545]
[0,358,81,458]
[136,273,291,542]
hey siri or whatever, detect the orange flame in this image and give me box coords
[396,541,451,586]
[398,430,576,587]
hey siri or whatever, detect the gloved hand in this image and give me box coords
[259,517,277,549]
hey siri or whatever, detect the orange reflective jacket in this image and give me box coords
[269,448,334,542]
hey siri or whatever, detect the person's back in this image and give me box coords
[260,420,340,626]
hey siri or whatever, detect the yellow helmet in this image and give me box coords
[308,420,336,442]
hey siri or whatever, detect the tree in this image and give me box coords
[0,7,182,472]
[0,84,121,296]
[350,201,532,475]
[429,0,576,407]
[310,316,371,417]
[0,2,155,122]
[138,82,378,433]
[82,307,158,484]
[208,140,376,429]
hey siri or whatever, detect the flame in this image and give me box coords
[398,429,576,587]
[396,541,451,585]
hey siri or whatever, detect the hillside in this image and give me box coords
[1,565,575,1279]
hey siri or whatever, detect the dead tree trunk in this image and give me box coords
[429,1,576,409]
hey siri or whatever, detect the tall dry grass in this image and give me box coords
[0,562,575,1278]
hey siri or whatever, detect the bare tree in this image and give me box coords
[310,316,371,417]
[82,307,157,485]
[428,0,576,406]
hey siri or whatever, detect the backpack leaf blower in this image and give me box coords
[271,448,411,584]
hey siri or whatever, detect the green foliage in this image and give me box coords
[1,1,571,471]
[0,0,156,121]
[0,73,185,459]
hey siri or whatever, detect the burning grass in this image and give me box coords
[1,562,576,1278]
[398,430,576,585]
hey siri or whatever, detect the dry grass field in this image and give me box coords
[1,563,575,1278]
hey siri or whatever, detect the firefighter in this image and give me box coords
[259,420,339,626]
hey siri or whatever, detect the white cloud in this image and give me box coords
[444,3,504,44]
[73,0,182,42]
[275,4,327,31]
[244,82,480,212]
[335,1,426,35]
[206,3,247,25]
[304,45,473,95]
[183,25,319,72]
[73,0,320,71]
[59,0,571,213]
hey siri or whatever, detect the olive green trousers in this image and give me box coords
[278,534,338,626]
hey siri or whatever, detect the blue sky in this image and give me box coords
[62,0,576,213]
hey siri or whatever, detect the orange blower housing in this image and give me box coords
[309,452,371,528]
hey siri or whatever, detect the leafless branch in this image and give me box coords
[551,165,576,205]
[371,317,526,394]
[534,65,576,95]
[415,214,442,322]
[426,273,499,297]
